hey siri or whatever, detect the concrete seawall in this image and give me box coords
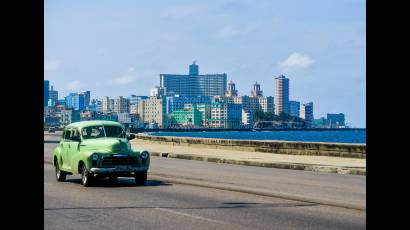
[135,135,366,159]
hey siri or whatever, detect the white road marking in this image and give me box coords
[154,207,227,225]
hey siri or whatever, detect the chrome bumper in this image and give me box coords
[90,166,148,174]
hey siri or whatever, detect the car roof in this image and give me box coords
[65,120,124,130]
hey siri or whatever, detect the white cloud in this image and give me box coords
[67,80,81,91]
[278,52,314,73]
[111,67,138,85]
[44,59,61,71]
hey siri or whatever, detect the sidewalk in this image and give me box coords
[131,139,366,175]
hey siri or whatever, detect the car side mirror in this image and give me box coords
[127,134,136,140]
[71,136,81,142]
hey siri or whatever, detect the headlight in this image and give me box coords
[92,153,99,161]
[140,151,149,160]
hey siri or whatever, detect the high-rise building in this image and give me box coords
[49,85,58,102]
[301,102,314,128]
[113,96,130,113]
[275,75,290,115]
[138,97,167,128]
[102,96,115,113]
[65,93,85,111]
[44,80,49,107]
[150,86,166,98]
[82,91,91,106]
[160,62,227,97]
[289,101,300,117]
[251,82,263,97]
[225,80,238,97]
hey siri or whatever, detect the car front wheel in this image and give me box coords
[81,164,93,187]
[55,163,66,182]
[134,171,147,186]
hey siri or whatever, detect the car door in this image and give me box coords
[60,129,72,170]
[67,128,81,172]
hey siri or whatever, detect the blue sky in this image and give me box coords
[44,0,366,127]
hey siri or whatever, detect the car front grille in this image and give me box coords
[101,156,139,167]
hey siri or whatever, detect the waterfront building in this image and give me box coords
[197,104,212,127]
[138,96,167,128]
[49,85,58,102]
[242,109,254,128]
[301,102,314,128]
[225,80,238,97]
[165,95,212,115]
[160,62,227,97]
[44,80,49,107]
[170,104,202,127]
[60,109,81,126]
[327,113,345,127]
[210,101,242,129]
[313,117,328,128]
[275,75,290,115]
[289,101,300,117]
[113,96,130,113]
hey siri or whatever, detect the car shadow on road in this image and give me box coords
[65,178,172,187]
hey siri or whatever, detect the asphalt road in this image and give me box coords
[44,134,366,229]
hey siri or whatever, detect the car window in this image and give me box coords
[64,129,72,140]
[82,126,105,139]
[71,129,80,140]
[104,125,125,138]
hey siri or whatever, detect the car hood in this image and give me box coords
[81,138,131,153]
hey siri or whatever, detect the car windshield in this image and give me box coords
[81,125,126,139]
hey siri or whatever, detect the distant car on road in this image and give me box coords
[53,120,150,187]
[48,127,55,133]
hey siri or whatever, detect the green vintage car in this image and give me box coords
[53,120,150,187]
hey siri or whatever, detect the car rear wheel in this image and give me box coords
[55,163,66,182]
[81,164,93,187]
[134,171,147,186]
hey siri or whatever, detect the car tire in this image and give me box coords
[81,164,93,187]
[134,171,147,186]
[55,162,66,182]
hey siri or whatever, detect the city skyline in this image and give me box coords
[45,0,365,127]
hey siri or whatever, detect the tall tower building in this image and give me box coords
[225,80,238,97]
[49,85,58,102]
[189,61,199,76]
[160,62,227,97]
[44,80,49,107]
[275,75,289,115]
[301,102,314,128]
[251,82,263,97]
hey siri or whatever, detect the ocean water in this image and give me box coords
[148,130,366,144]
